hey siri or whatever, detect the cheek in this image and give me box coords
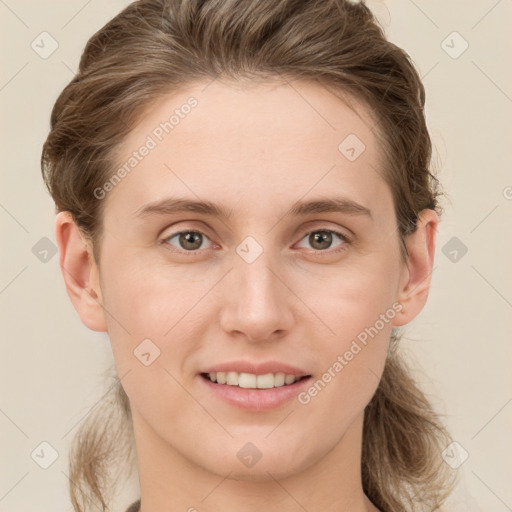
[97,255,197,381]
[100,266,204,433]
[100,249,206,334]
[297,308,393,435]
[299,253,402,341]
[295,252,400,409]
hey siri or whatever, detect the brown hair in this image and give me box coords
[41,0,457,510]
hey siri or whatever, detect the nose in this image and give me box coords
[219,251,295,343]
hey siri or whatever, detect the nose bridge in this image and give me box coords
[238,251,278,304]
[220,242,293,341]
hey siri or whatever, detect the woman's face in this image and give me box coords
[74,79,418,479]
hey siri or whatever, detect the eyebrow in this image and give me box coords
[135,196,372,220]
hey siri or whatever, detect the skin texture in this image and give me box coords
[55,78,438,512]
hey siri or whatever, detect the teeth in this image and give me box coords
[284,374,296,385]
[239,373,257,388]
[227,371,238,385]
[206,371,302,389]
[274,373,285,387]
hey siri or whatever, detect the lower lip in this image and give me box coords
[199,374,312,411]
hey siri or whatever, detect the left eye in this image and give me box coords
[296,229,349,251]
[162,229,349,253]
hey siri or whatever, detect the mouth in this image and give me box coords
[198,363,312,411]
[200,371,311,389]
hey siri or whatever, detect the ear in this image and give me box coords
[55,211,107,332]
[392,209,439,327]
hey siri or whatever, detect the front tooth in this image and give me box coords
[274,372,285,387]
[257,373,275,389]
[226,371,239,386]
[284,374,296,385]
[211,371,300,388]
[238,372,257,388]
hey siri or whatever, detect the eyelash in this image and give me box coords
[160,228,352,256]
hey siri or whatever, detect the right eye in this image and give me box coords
[162,230,215,254]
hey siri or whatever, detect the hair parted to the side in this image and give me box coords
[41,1,458,511]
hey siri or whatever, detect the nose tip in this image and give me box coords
[219,258,294,343]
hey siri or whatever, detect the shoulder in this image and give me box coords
[125,499,141,512]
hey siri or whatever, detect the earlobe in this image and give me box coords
[55,211,108,332]
[392,209,439,327]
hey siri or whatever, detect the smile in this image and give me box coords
[202,371,308,389]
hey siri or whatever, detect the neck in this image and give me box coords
[132,410,380,512]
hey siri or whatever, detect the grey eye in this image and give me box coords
[165,231,211,251]
[297,230,348,251]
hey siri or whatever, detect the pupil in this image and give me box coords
[180,232,201,250]
[311,231,332,250]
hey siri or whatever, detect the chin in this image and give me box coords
[196,442,314,482]
[210,461,301,482]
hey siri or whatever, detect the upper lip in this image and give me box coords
[201,360,310,377]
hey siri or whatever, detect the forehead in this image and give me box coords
[106,78,392,223]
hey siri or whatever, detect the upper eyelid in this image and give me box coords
[295,228,351,247]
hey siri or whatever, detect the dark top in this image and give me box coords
[125,499,141,512]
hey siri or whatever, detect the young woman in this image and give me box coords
[41,0,457,511]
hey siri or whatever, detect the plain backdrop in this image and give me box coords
[1,1,511,511]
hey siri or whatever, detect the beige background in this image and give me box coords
[1,1,511,511]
